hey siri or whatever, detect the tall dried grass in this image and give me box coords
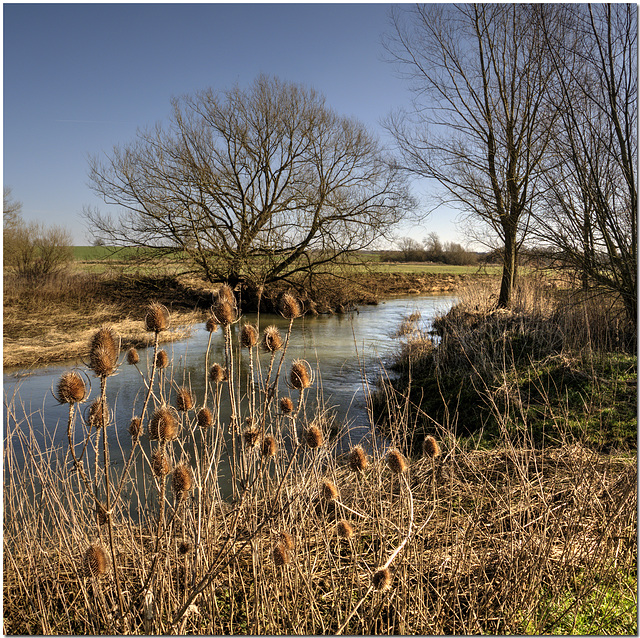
[3,283,637,635]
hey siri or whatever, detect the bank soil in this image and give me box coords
[3,270,496,370]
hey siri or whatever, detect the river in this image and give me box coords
[4,294,456,473]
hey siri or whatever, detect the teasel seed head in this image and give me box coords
[214,299,236,326]
[290,359,311,390]
[280,396,294,414]
[145,302,169,333]
[372,567,392,592]
[273,542,291,567]
[279,531,295,551]
[155,349,169,369]
[262,434,277,458]
[83,544,109,578]
[304,424,323,449]
[87,398,108,429]
[152,449,170,477]
[279,292,301,319]
[55,371,87,404]
[348,445,368,473]
[243,427,260,448]
[178,541,193,555]
[172,464,193,498]
[175,387,195,412]
[337,520,354,539]
[89,327,118,377]
[209,362,227,384]
[217,283,235,304]
[423,435,441,458]
[240,323,258,348]
[387,448,408,475]
[149,406,179,441]
[126,347,139,365]
[95,505,108,527]
[320,479,339,502]
[205,316,219,332]
[262,325,283,353]
[128,416,142,439]
[197,407,213,429]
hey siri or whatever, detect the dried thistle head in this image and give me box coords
[152,449,170,477]
[83,545,109,578]
[178,541,193,555]
[197,407,213,429]
[423,435,441,458]
[149,406,179,441]
[55,371,87,404]
[387,449,408,475]
[126,347,140,365]
[279,292,301,319]
[205,316,219,332]
[175,387,195,412]
[243,427,260,448]
[172,464,193,498]
[280,396,294,414]
[155,349,169,369]
[240,323,258,348]
[304,424,323,449]
[128,417,142,439]
[320,479,339,502]
[89,327,118,377]
[372,567,392,592]
[337,520,354,539]
[273,543,291,567]
[145,302,169,333]
[87,399,108,429]
[209,363,227,384]
[262,325,283,353]
[348,445,368,473]
[290,359,311,390]
[262,434,277,458]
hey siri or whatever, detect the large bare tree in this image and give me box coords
[535,4,637,328]
[384,3,555,307]
[86,75,412,291]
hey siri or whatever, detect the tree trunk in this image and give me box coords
[497,227,518,309]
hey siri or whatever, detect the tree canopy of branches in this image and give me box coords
[536,4,637,328]
[384,3,555,308]
[86,75,412,291]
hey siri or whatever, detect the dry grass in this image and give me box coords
[3,284,637,635]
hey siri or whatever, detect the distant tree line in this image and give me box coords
[392,233,478,265]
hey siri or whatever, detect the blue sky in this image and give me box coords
[3,2,460,246]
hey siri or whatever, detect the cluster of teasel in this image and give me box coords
[56,284,444,611]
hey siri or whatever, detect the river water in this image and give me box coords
[4,294,456,472]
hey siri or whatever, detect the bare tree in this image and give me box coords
[86,75,412,292]
[3,186,22,229]
[535,4,637,328]
[384,3,556,307]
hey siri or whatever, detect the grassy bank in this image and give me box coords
[3,258,496,368]
[4,286,636,635]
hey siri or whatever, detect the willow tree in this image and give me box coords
[86,75,412,291]
[384,3,555,308]
[536,4,637,328]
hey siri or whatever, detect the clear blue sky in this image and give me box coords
[3,2,460,246]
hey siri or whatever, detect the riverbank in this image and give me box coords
[3,268,495,369]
